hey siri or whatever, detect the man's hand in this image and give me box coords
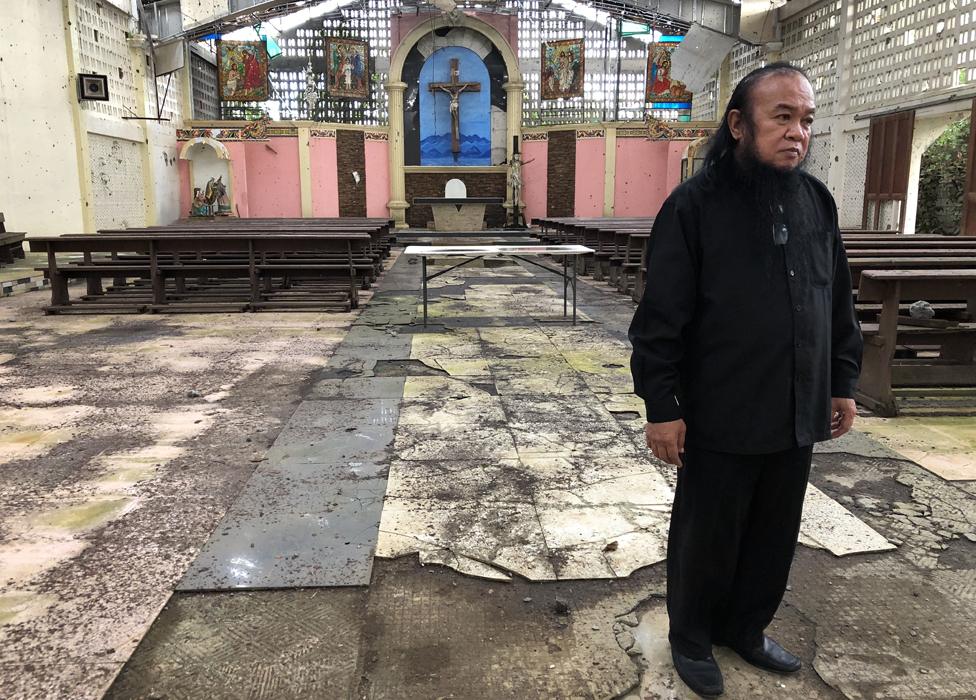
[830,397,857,439]
[645,419,686,467]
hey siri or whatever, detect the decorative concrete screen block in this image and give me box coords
[89,134,147,230]
[840,127,870,228]
[445,179,467,199]
[729,43,766,90]
[191,52,220,120]
[850,0,965,111]
[76,0,139,120]
[782,0,841,117]
[517,0,683,124]
[691,75,718,122]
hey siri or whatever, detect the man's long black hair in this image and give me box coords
[704,62,812,170]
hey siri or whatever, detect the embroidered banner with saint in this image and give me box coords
[645,43,692,104]
[541,38,584,100]
[218,40,270,101]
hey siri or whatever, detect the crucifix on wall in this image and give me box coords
[428,58,482,155]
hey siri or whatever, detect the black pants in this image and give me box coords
[666,443,813,659]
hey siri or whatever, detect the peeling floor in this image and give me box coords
[0,287,362,698]
[376,259,893,582]
[2,250,976,700]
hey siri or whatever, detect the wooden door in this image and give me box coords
[863,111,914,232]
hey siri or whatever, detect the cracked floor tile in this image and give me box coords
[398,395,506,427]
[377,497,556,580]
[401,375,495,401]
[392,424,520,461]
[856,416,976,480]
[558,349,634,394]
[409,328,483,359]
[798,485,896,556]
[537,504,671,579]
[384,458,530,503]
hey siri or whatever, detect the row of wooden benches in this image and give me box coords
[532,217,976,417]
[0,214,26,266]
[28,218,395,314]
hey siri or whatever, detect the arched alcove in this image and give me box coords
[916,116,969,235]
[386,14,524,228]
[180,138,234,216]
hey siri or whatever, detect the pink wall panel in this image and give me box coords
[178,160,190,217]
[225,141,250,218]
[522,140,548,223]
[243,138,301,218]
[364,138,390,217]
[310,137,340,217]
[574,137,605,216]
[613,139,676,217]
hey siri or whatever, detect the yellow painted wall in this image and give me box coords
[0,2,188,234]
[0,1,87,234]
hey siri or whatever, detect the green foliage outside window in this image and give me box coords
[916,117,969,236]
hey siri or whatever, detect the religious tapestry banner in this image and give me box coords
[326,37,370,100]
[218,40,270,101]
[541,38,584,100]
[646,43,693,104]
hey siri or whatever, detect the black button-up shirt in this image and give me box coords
[628,160,863,454]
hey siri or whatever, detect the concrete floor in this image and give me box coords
[1,250,975,699]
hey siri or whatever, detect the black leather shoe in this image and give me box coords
[731,635,801,674]
[671,647,724,697]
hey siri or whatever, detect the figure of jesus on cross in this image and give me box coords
[428,58,481,156]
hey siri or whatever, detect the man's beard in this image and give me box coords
[734,135,812,237]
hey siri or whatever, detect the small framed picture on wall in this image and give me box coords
[541,38,584,100]
[326,37,371,100]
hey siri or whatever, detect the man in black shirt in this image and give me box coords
[629,63,862,697]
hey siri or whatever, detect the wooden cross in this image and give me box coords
[428,58,481,155]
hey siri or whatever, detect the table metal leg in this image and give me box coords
[563,254,568,318]
[572,255,577,326]
[422,255,428,327]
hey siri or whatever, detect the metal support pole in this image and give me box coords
[421,255,428,327]
[563,254,568,317]
[572,255,578,326]
[613,19,623,123]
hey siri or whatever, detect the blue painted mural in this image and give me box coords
[419,47,491,166]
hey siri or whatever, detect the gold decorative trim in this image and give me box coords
[522,132,548,142]
[266,127,298,137]
[176,115,275,142]
[311,129,337,138]
[617,128,651,138]
[641,117,715,141]
[575,128,605,139]
[364,131,389,141]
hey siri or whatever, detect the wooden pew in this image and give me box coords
[0,214,26,265]
[855,269,976,416]
[29,231,374,314]
[92,228,384,288]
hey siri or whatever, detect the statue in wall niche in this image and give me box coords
[190,187,211,217]
[204,177,218,210]
[211,176,232,216]
[201,177,231,216]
